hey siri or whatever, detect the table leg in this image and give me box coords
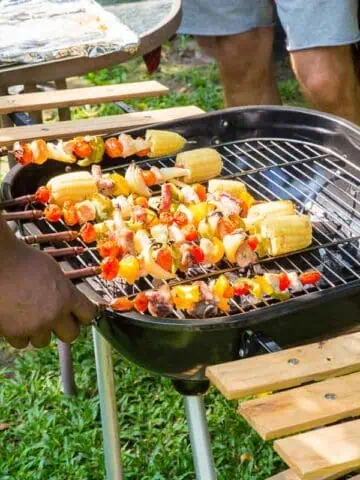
[93,327,123,480]
[23,83,43,124]
[183,395,217,480]
[55,79,71,121]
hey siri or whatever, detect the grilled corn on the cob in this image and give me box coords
[145,130,186,158]
[208,179,246,197]
[260,214,312,256]
[175,148,223,183]
[245,200,295,231]
[47,171,98,206]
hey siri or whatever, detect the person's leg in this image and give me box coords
[276,0,360,123]
[291,46,360,124]
[209,27,281,107]
[179,0,279,107]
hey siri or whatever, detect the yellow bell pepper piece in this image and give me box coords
[118,255,140,285]
[211,238,225,264]
[106,173,130,197]
[188,202,209,225]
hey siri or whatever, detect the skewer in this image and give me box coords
[64,266,101,280]
[44,246,85,258]
[0,194,37,209]
[22,230,79,244]
[3,210,43,221]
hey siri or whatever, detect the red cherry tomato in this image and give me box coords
[100,257,119,281]
[174,211,188,227]
[105,138,123,158]
[189,245,205,264]
[247,235,259,251]
[34,186,51,204]
[111,297,133,311]
[97,239,122,259]
[133,292,149,313]
[44,204,62,222]
[73,139,92,159]
[80,222,97,244]
[156,248,173,272]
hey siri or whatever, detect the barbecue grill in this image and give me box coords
[3,106,360,479]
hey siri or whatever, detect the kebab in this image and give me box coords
[11,129,187,166]
[109,270,322,318]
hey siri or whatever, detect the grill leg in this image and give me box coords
[57,340,77,396]
[93,327,123,480]
[183,395,217,480]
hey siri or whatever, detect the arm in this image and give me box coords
[0,213,96,348]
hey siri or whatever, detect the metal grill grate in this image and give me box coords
[25,137,360,320]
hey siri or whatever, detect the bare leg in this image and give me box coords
[291,45,360,124]
[196,27,281,107]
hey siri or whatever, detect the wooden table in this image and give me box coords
[0,0,181,88]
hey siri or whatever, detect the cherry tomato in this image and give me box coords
[142,170,157,187]
[278,272,291,291]
[189,245,205,264]
[34,186,51,204]
[44,204,62,222]
[193,183,207,201]
[159,212,174,225]
[111,297,133,311]
[183,224,198,242]
[247,235,259,251]
[101,257,119,281]
[62,201,78,225]
[174,211,188,227]
[136,148,150,158]
[299,271,321,285]
[73,139,92,159]
[80,222,97,244]
[14,142,34,166]
[135,196,149,208]
[97,239,122,259]
[156,248,173,271]
[234,282,249,296]
[105,138,123,158]
[133,292,149,313]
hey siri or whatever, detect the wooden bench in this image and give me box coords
[206,333,360,480]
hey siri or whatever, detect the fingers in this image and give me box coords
[30,331,52,349]
[71,288,97,325]
[5,336,29,349]
[53,314,80,344]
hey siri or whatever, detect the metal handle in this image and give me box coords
[239,330,282,358]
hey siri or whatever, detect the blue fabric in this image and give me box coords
[179,0,360,50]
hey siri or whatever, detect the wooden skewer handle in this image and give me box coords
[0,194,35,209]
[44,246,85,258]
[3,210,43,221]
[64,266,101,280]
[22,230,78,244]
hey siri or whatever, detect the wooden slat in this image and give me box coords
[0,106,204,146]
[206,333,360,400]
[274,419,360,480]
[267,470,360,480]
[0,81,169,114]
[239,371,360,440]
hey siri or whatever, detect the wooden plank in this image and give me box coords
[0,81,169,114]
[206,333,360,400]
[274,419,360,480]
[0,106,204,146]
[239,371,360,440]
[267,470,360,480]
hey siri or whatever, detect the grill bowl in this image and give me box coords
[3,106,360,381]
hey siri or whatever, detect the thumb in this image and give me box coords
[71,288,98,325]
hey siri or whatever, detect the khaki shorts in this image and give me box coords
[178,0,360,51]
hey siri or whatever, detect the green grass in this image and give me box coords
[1,39,303,479]
[0,332,284,479]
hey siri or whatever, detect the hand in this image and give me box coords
[0,236,97,349]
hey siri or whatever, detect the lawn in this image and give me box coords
[0,36,305,480]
